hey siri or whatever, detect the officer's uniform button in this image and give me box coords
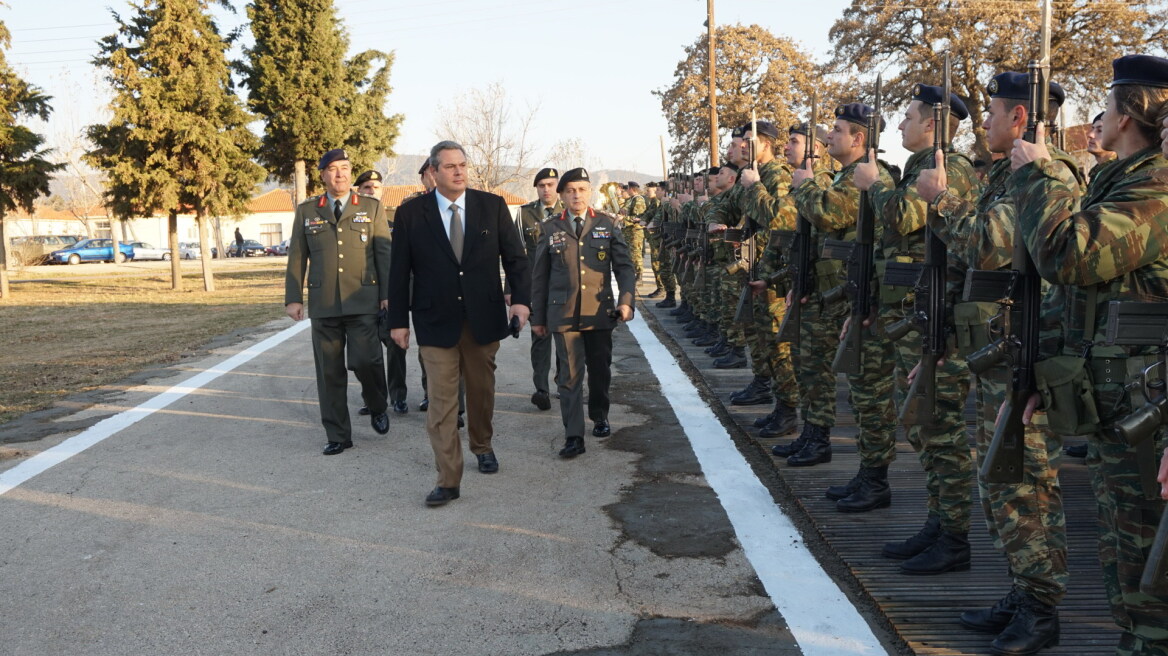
[339,253,344,258]
[457,296,462,301]
[337,240,343,245]
[580,256,585,260]
[338,267,344,273]
[581,285,587,290]
[459,271,464,276]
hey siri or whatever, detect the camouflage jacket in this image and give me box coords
[1010,146,1168,352]
[795,159,894,239]
[621,194,648,225]
[738,159,796,231]
[758,166,834,282]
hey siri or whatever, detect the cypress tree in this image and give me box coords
[87,0,264,292]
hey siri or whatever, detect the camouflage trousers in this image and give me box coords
[1087,373,1168,654]
[658,245,677,295]
[719,268,748,347]
[699,264,719,324]
[794,295,848,429]
[888,324,974,534]
[647,233,663,290]
[622,224,645,285]
[842,319,898,469]
[750,289,799,407]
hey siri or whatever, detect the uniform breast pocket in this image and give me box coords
[305,225,327,250]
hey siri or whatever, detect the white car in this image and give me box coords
[179,242,202,260]
[128,241,172,261]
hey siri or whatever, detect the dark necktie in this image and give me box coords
[333,199,342,221]
[449,203,464,262]
[546,206,556,219]
[575,217,583,238]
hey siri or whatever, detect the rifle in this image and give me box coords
[1103,301,1168,596]
[832,75,884,375]
[899,52,953,427]
[734,110,759,324]
[968,1,1052,484]
[776,92,818,344]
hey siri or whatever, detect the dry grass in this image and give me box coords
[0,262,288,424]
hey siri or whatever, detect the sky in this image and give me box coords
[7,0,900,177]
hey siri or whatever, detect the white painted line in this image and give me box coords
[0,320,311,497]
[625,315,888,656]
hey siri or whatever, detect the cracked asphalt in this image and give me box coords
[0,317,805,655]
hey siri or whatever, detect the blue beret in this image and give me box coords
[740,120,781,140]
[1111,54,1168,89]
[911,84,969,121]
[789,121,829,145]
[730,125,746,139]
[533,167,559,186]
[834,103,886,132]
[987,72,1066,107]
[354,170,381,185]
[318,148,348,170]
[556,167,590,192]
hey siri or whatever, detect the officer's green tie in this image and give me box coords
[334,200,342,221]
[449,203,464,262]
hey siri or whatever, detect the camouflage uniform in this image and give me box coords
[738,159,800,408]
[656,198,679,298]
[644,196,664,291]
[621,193,647,284]
[869,147,979,534]
[709,184,748,348]
[795,160,898,468]
[1009,145,1168,653]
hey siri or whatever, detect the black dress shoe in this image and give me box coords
[476,451,499,473]
[531,390,552,411]
[592,419,611,437]
[418,397,429,411]
[357,406,370,416]
[425,486,460,507]
[559,436,586,458]
[322,441,352,455]
[371,411,390,435]
[458,413,465,429]
[392,400,408,415]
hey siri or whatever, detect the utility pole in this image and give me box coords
[706,0,719,166]
[659,135,668,179]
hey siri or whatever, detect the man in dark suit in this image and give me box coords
[388,140,531,507]
[531,168,635,459]
[516,167,563,411]
[285,149,392,455]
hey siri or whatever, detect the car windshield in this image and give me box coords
[244,240,263,247]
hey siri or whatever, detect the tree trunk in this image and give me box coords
[213,215,226,259]
[0,206,10,299]
[168,211,181,290]
[110,217,121,266]
[294,159,307,206]
[197,211,215,292]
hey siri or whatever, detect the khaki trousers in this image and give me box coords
[419,322,500,488]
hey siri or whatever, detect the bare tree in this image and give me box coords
[434,81,538,191]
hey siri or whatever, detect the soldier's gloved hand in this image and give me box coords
[917,149,948,203]
[1158,446,1168,500]
[1011,123,1051,171]
[738,168,761,188]
[285,302,305,321]
[852,150,880,191]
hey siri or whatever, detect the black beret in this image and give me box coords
[721,162,740,173]
[740,120,781,140]
[1093,111,1105,124]
[533,167,559,186]
[627,181,640,189]
[911,83,970,121]
[354,170,382,185]
[1111,54,1168,89]
[645,181,658,188]
[987,72,1066,107]
[318,148,348,170]
[418,161,430,175]
[556,167,590,192]
[790,121,829,145]
[731,125,746,139]
[835,103,886,132]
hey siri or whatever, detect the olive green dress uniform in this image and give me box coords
[531,208,636,440]
[285,191,392,446]
[518,198,564,396]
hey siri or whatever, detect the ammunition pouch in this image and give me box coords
[878,257,918,305]
[814,258,846,294]
[951,301,999,360]
[1034,355,1101,437]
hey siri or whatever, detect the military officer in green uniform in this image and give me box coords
[531,168,636,459]
[517,167,563,411]
[285,149,392,455]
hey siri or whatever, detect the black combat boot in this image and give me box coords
[731,376,772,406]
[704,334,728,354]
[759,403,798,437]
[836,465,891,512]
[825,469,862,501]
[899,530,970,575]
[989,593,1059,655]
[754,401,780,428]
[669,300,689,316]
[683,319,706,337]
[960,587,1023,633]
[674,306,695,322]
[656,293,676,309]
[646,286,664,298]
[693,328,720,347]
[713,346,747,369]
[883,514,942,560]
[772,421,817,457]
[786,423,831,466]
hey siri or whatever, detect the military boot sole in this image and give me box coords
[786,450,831,467]
[836,494,892,513]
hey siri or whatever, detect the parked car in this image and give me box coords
[265,239,290,256]
[8,235,82,265]
[179,242,202,260]
[128,241,172,261]
[213,239,266,258]
[49,238,135,265]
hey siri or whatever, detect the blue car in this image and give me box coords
[49,239,135,265]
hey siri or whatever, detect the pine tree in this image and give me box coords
[0,18,64,299]
[239,0,402,203]
[87,0,264,292]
